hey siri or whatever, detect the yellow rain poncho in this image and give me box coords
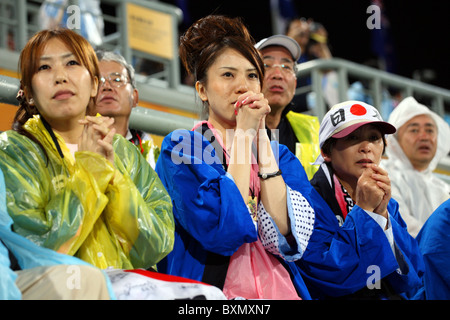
[285,111,320,180]
[0,115,174,270]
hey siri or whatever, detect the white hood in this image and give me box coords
[386,96,450,172]
[381,96,450,237]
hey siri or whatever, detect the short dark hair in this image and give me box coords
[321,136,387,161]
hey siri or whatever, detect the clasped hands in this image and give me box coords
[234,91,270,138]
[78,115,116,165]
[355,164,391,221]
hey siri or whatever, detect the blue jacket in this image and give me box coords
[156,129,312,299]
[156,129,425,300]
[304,164,425,299]
[416,199,450,299]
[297,196,425,299]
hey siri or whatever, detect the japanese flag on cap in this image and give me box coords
[314,101,396,164]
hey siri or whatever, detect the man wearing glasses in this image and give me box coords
[95,50,158,168]
[256,35,320,178]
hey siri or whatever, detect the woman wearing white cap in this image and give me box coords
[380,97,450,237]
[299,100,425,299]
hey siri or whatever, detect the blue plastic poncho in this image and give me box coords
[0,167,115,300]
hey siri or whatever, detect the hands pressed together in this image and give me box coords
[234,91,270,138]
[232,91,290,235]
[355,164,391,221]
[78,115,116,165]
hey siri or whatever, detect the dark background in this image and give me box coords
[159,0,450,90]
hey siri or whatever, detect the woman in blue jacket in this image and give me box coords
[156,15,314,300]
[306,101,425,299]
[156,15,424,300]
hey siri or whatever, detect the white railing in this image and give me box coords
[0,0,183,88]
[296,58,450,122]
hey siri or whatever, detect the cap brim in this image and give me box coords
[332,121,396,139]
[255,35,301,61]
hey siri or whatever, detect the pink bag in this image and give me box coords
[223,239,301,300]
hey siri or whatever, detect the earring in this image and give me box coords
[29,98,34,105]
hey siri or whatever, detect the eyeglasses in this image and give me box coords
[99,73,129,88]
[263,62,296,75]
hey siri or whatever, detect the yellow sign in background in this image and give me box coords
[126,3,173,60]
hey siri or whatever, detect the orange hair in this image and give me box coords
[14,28,100,129]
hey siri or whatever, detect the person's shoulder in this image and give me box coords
[164,128,193,138]
[137,130,153,142]
[0,130,42,154]
[113,133,132,147]
[113,133,143,159]
[1,129,27,142]
[274,141,295,160]
[161,129,208,147]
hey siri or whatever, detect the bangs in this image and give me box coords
[19,28,99,91]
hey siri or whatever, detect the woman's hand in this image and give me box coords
[234,91,270,136]
[370,164,391,218]
[355,164,390,220]
[234,91,273,163]
[78,115,116,165]
[234,92,289,235]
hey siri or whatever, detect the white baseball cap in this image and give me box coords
[255,35,301,61]
[315,101,396,164]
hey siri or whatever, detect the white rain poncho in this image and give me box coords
[380,97,450,237]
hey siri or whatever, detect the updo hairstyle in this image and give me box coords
[179,15,265,90]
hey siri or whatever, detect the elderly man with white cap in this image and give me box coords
[299,100,425,300]
[380,97,450,237]
[255,35,320,179]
